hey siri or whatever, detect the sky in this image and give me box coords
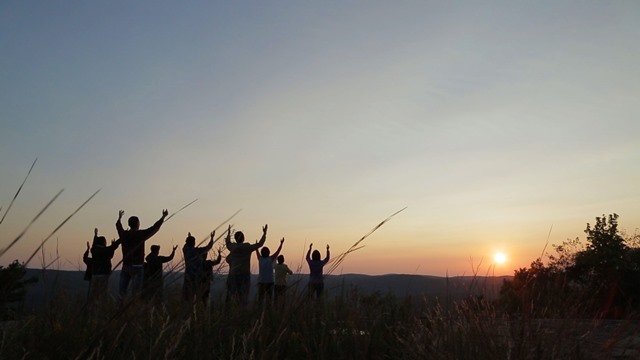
[1,1,639,276]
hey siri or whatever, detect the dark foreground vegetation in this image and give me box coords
[1,283,640,359]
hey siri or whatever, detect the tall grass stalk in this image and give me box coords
[24,189,101,266]
[327,207,406,275]
[0,158,37,225]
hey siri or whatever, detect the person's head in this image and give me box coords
[128,216,140,230]
[260,247,270,257]
[185,233,196,247]
[234,231,245,244]
[150,245,160,254]
[92,236,107,247]
[277,255,285,264]
[312,250,321,261]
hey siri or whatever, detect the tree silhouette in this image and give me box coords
[0,260,37,320]
[500,214,640,317]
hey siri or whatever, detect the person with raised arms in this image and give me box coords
[89,228,120,303]
[144,244,177,302]
[306,243,330,299]
[182,231,214,302]
[255,237,285,304]
[116,209,168,300]
[225,224,267,305]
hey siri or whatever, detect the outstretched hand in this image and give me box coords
[327,244,330,250]
[210,230,216,240]
[280,237,285,244]
[226,225,232,240]
[86,241,90,251]
[309,243,313,250]
[94,228,98,237]
[162,209,169,218]
[263,224,268,234]
[118,210,124,219]
[172,245,178,252]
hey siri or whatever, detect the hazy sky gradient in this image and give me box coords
[2,1,639,275]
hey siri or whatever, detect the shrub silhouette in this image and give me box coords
[500,213,640,317]
[0,260,37,320]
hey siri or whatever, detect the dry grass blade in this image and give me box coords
[0,158,37,225]
[197,208,242,245]
[327,206,407,275]
[0,189,64,259]
[164,198,199,223]
[540,224,553,260]
[43,256,60,270]
[24,189,101,266]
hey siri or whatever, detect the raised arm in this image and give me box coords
[139,209,168,241]
[202,231,215,252]
[224,225,234,250]
[257,224,268,246]
[248,224,269,251]
[108,238,121,251]
[271,238,284,260]
[306,243,312,262]
[106,239,121,259]
[83,242,90,265]
[162,245,177,263]
[116,210,125,237]
[213,250,222,265]
[255,248,260,261]
[322,244,331,265]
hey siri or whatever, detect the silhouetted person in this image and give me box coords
[201,250,222,305]
[255,237,284,304]
[89,228,120,303]
[225,224,267,305]
[144,244,176,302]
[182,231,214,302]
[116,209,168,300]
[306,244,330,299]
[83,242,92,282]
[274,254,293,303]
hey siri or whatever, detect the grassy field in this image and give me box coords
[2,280,640,360]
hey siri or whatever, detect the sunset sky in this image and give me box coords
[1,1,639,276]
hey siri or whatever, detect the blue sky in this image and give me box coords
[1,1,639,275]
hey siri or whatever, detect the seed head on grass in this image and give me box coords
[327,207,406,275]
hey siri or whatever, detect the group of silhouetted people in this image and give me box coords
[82,209,331,307]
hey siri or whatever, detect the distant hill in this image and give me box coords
[22,269,511,309]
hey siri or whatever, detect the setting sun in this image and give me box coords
[493,252,507,264]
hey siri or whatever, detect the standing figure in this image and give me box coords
[83,242,92,283]
[201,250,222,305]
[182,231,214,302]
[144,244,177,302]
[255,238,284,304]
[274,255,293,303]
[89,228,120,303]
[225,224,268,305]
[116,209,168,300]
[306,244,330,299]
